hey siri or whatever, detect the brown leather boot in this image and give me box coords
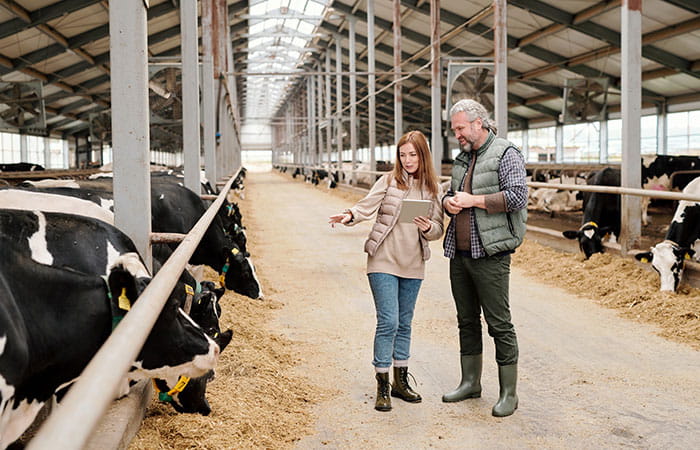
[375,372,392,411]
[391,367,422,403]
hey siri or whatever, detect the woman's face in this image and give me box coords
[399,142,420,174]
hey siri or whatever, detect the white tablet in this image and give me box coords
[397,199,431,223]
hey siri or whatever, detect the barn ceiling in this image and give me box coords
[0,0,697,147]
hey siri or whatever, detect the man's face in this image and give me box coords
[451,111,482,151]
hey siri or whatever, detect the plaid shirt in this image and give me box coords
[443,147,527,259]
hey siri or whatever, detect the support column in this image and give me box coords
[43,136,51,168]
[620,0,642,253]
[494,0,508,138]
[349,16,358,184]
[599,120,609,163]
[555,124,563,163]
[335,34,343,169]
[367,0,376,172]
[109,0,152,268]
[181,0,201,193]
[393,0,402,141]
[325,50,332,169]
[430,0,442,172]
[317,64,324,166]
[20,134,27,162]
[658,104,667,155]
[202,57,217,187]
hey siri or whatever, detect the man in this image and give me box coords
[441,99,528,417]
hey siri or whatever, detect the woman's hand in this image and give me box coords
[413,215,432,232]
[329,212,352,228]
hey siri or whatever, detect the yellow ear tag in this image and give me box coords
[685,253,691,260]
[640,257,649,263]
[231,248,240,255]
[185,284,195,296]
[118,288,131,311]
[219,274,226,286]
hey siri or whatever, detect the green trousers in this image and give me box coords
[449,252,518,366]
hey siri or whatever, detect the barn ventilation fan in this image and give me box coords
[562,78,608,124]
[148,64,183,125]
[446,62,494,117]
[89,111,111,144]
[0,81,46,135]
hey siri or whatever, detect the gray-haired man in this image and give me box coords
[441,99,528,417]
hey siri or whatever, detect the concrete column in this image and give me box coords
[367,0,376,172]
[430,0,442,171]
[522,128,529,162]
[109,0,151,268]
[393,0,402,141]
[494,0,508,138]
[181,0,201,193]
[202,57,217,186]
[621,0,643,253]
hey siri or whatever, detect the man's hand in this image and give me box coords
[443,196,462,215]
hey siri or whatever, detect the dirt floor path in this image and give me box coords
[243,169,699,449]
[131,168,699,449]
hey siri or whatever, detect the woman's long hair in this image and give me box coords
[391,130,439,197]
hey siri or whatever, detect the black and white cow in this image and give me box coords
[563,168,621,259]
[635,176,700,291]
[0,162,44,172]
[2,182,263,299]
[641,155,700,225]
[0,209,232,417]
[0,242,220,449]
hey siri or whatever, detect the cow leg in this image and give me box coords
[642,197,650,226]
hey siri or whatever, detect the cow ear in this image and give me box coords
[108,267,138,312]
[562,230,579,240]
[634,251,653,263]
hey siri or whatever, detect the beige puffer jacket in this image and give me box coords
[361,174,437,261]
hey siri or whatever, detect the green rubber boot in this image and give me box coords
[375,372,392,412]
[492,364,518,417]
[442,354,482,402]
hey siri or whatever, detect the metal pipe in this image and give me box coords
[28,169,242,450]
[528,181,700,202]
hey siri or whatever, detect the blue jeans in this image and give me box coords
[367,273,423,369]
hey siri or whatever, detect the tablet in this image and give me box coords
[397,199,431,223]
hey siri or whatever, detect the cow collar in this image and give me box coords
[153,376,191,403]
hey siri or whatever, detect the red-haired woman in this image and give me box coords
[329,130,445,412]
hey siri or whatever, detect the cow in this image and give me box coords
[641,155,700,225]
[528,174,585,214]
[2,182,263,299]
[562,168,621,259]
[0,243,221,449]
[0,208,232,417]
[635,176,700,291]
[0,163,44,172]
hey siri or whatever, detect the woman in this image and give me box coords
[329,130,445,412]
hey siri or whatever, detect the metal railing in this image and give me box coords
[27,168,241,450]
[528,181,700,203]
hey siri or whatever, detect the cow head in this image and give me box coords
[106,254,221,381]
[190,281,225,338]
[220,245,263,299]
[562,221,613,259]
[635,241,694,292]
[152,330,232,416]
